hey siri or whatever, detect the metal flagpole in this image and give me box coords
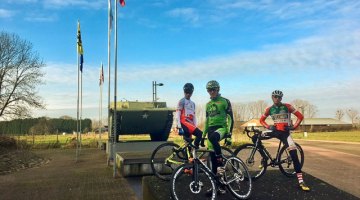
[100,63,103,140]
[76,21,80,162]
[80,61,83,152]
[107,0,112,166]
[113,0,118,178]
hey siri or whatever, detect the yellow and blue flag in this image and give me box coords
[77,21,84,72]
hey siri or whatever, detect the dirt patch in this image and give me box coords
[0,148,50,175]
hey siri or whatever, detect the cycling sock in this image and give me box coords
[297,173,304,184]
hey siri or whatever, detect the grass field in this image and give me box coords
[7,129,360,149]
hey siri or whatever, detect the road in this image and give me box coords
[128,139,360,199]
[265,139,360,198]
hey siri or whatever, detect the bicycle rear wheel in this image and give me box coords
[224,157,252,199]
[171,163,217,200]
[278,143,304,177]
[234,144,267,180]
[150,142,186,181]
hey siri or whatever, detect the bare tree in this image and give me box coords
[346,108,359,127]
[0,32,45,120]
[291,99,318,118]
[245,100,266,119]
[335,109,345,121]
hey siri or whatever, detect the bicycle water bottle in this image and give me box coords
[178,128,184,135]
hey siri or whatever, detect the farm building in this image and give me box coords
[239,118,352,132]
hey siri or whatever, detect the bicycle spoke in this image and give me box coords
[171,164,216,200]
[224,157,252,199]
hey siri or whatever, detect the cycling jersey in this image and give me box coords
[260,103,304,131]
[176,97,197,134]
[203,95,234,136]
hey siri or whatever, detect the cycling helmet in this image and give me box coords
[183,83,194,93]
[272,90,283,97]
[206,80,220,90]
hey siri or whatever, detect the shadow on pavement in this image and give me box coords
[142,170,359,200]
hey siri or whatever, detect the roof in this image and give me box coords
[240,118,351,127]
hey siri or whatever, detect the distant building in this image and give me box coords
[240,118,352,132]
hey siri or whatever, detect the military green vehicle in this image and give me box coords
[109,101,175,141]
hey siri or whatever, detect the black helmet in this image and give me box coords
[272,90,283,97]
[183,83,194,93]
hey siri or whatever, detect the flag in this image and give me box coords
[77,21,84,72]
[108,0,113,30]
[99,63,104,86]
[119,0,125,7]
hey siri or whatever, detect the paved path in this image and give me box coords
[264,139,360,198]
[0,148,137,200]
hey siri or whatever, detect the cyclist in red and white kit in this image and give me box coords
[176,83,203,148]
[260,90,310,191]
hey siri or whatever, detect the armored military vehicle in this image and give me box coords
[109,101,175,141]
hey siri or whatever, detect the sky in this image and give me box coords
[1,0,359,122]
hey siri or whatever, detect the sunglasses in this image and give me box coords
[273,95,282,99]
[184,90,193,94]
[207,89,216,92]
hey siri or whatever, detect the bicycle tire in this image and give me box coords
[171,163,217,200]
[278,142,304,177]
[224,157,252,199]
[150,142,186,181]
[234,144,267,180]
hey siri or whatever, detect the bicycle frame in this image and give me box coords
[190,148,242,187]
[164,142,208,166]
[245,126,299,168]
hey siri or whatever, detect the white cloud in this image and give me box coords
[24,13,58,22]
[0,9,15,18]
[43,0,105,9]
[166,8,200,25]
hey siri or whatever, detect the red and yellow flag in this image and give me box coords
[119,0,125,7]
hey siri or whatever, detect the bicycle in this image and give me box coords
[150,137,233,181]
[234,126,304,180]
[170,141,252,200]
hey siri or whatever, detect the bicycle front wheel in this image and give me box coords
[234,144,267,180]
[171,163,217,200]
[278,143,304,177]
[150,142,186,181]
[224,157,252,199]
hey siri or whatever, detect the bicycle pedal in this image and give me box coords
[184,168,193,175]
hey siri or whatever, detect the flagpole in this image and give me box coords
[99,63,103,140]
[76,20,80,162]
[113,0,118,178]
[107,0,112,166]
[80,64,83,152]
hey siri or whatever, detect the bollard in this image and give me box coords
[303,132,308,137]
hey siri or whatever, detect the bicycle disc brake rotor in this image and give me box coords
[246,158,254,167]
[189,181,203,193]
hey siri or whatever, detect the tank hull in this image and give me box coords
[109,101,175,141]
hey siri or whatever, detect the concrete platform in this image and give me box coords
[142,170,360,200]
[112,141,172,177]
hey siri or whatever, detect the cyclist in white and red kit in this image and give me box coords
[176,83,203,148]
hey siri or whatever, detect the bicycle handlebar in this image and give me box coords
[243,126,262,138]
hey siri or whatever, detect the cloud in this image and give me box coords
[117,30,360,81]
[0,9,15,18]
[24,13,58,22]
[43,0,105,9]
[166,8,200,25]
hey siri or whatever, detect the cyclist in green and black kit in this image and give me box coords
[202,80,233,195]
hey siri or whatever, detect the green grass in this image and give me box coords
[10,130,360,150]
[290,130,360,142]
